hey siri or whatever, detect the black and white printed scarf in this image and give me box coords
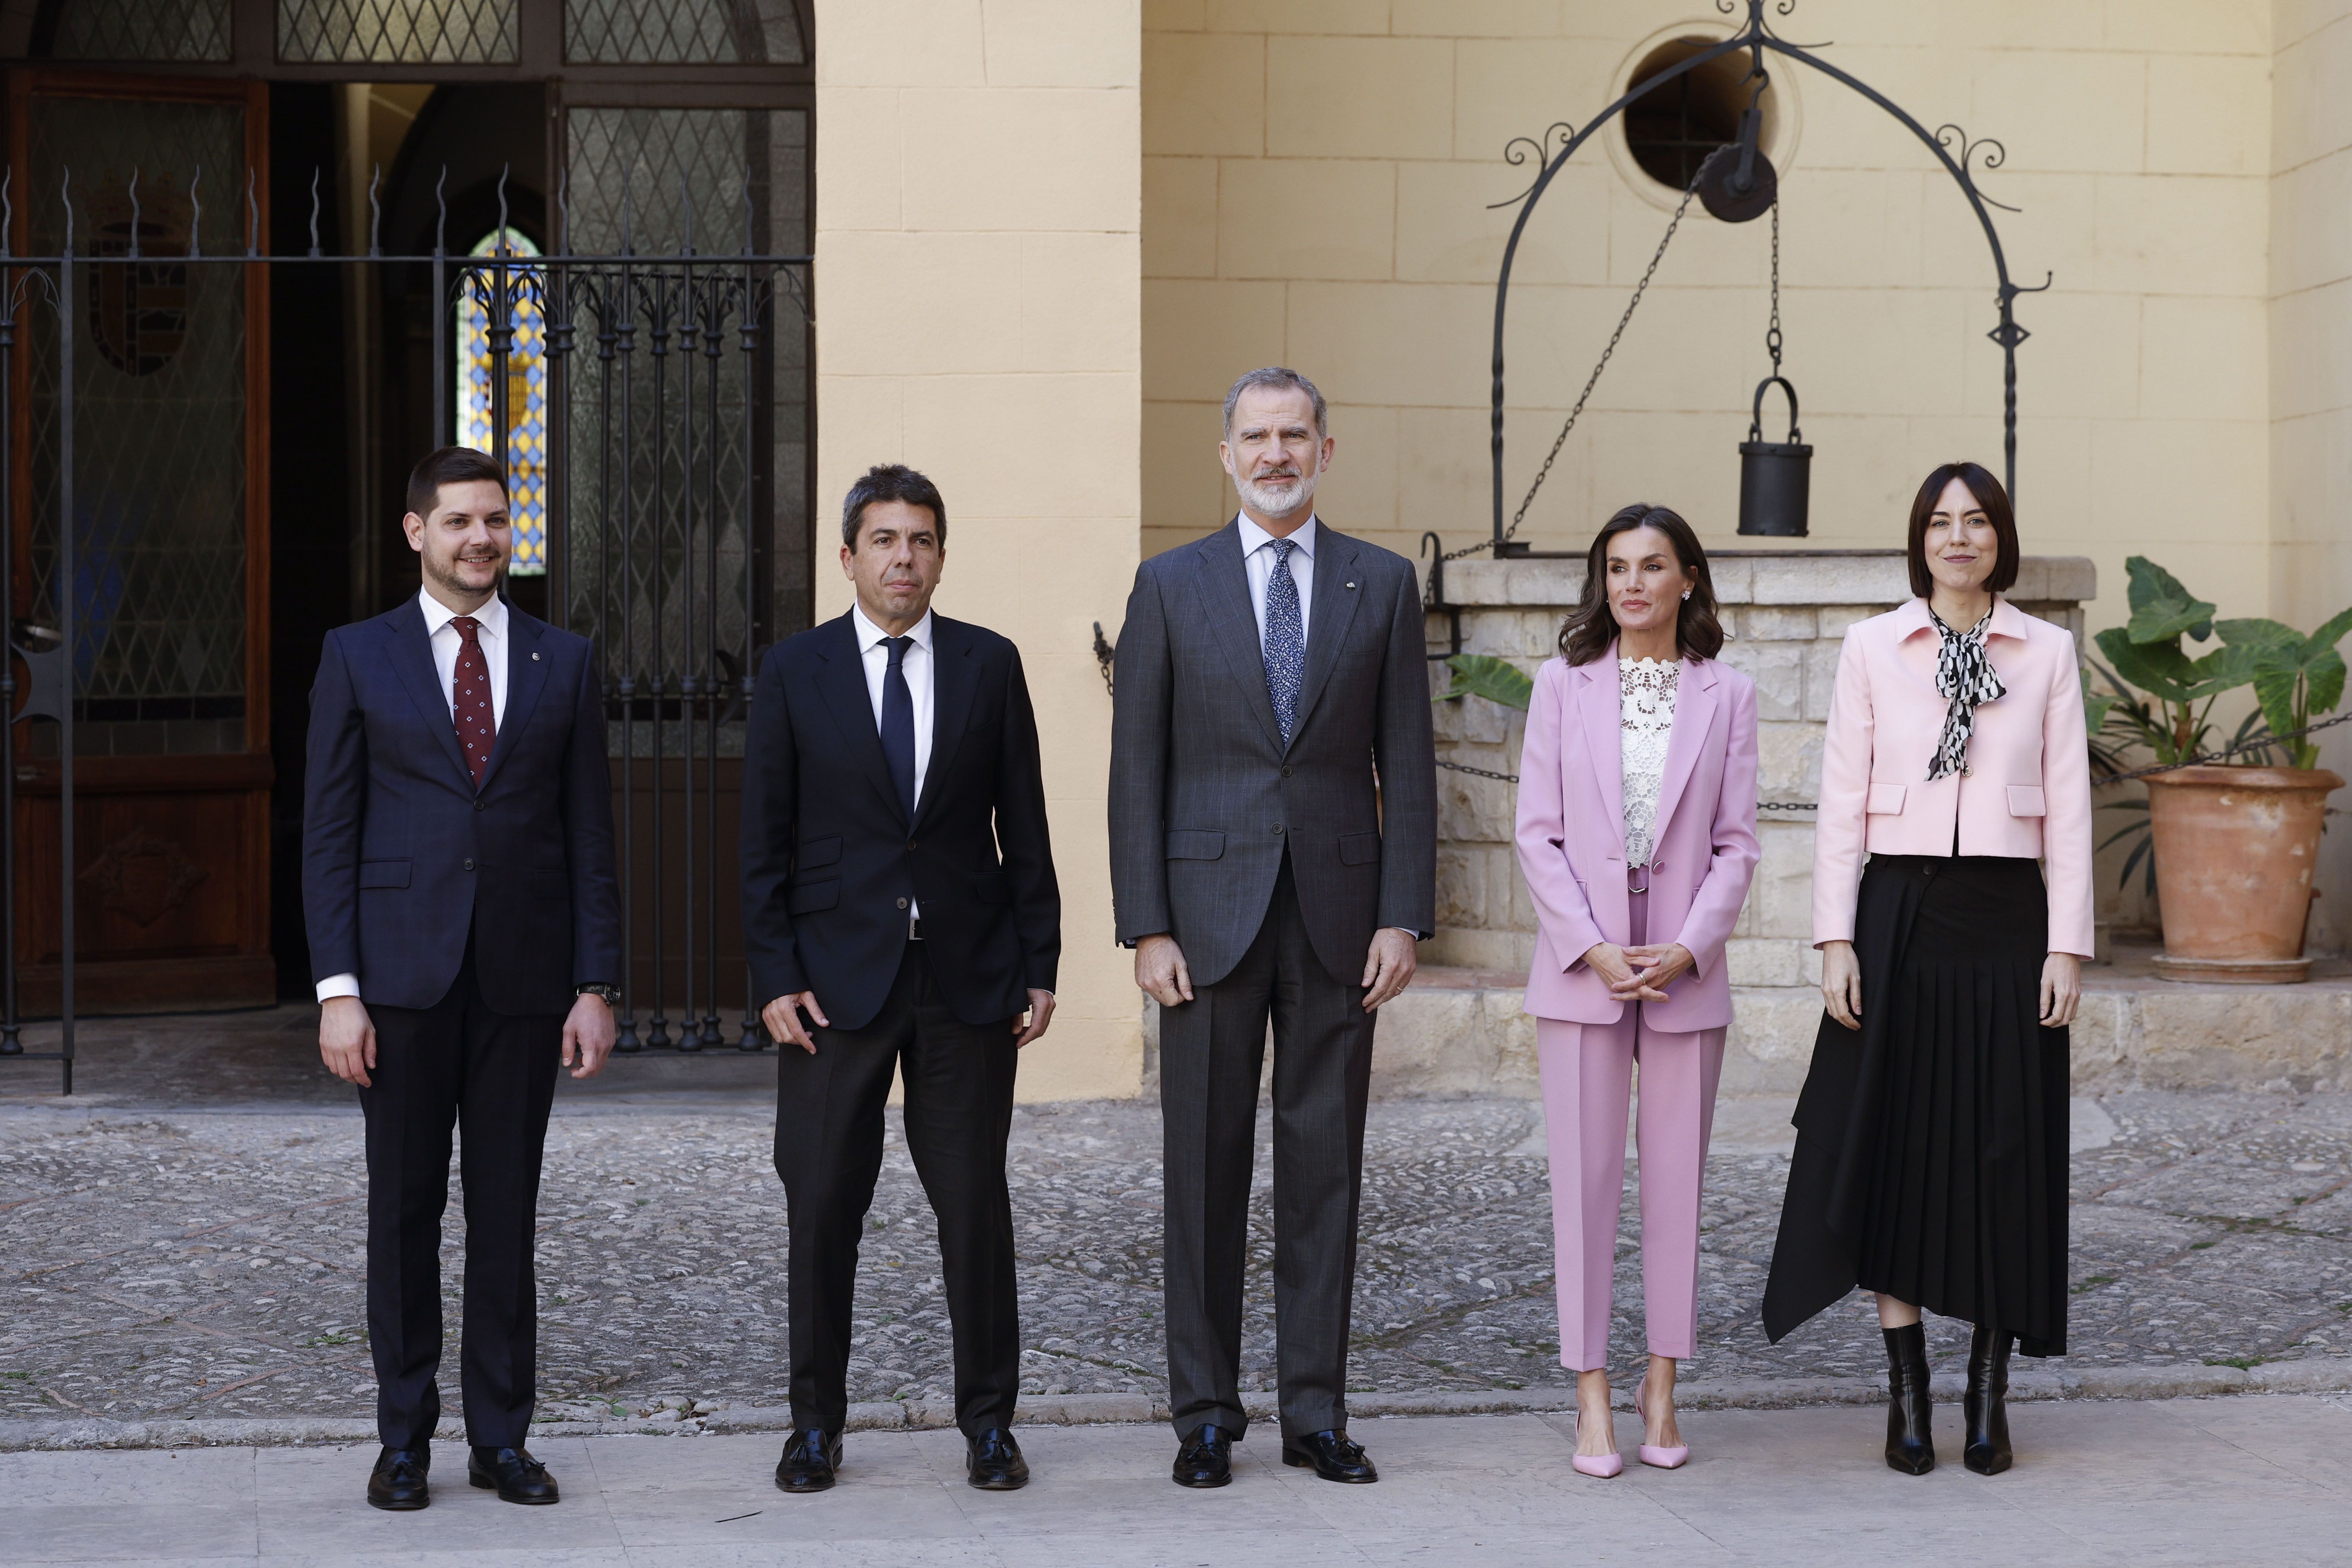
[1927,607,2005,781]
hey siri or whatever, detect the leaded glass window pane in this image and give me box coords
[457,230,550,576]
[566,0,803,63]
[27,98,250,758]
[278,0,518,64]
[50,0,232,61]
[563,108,810,758]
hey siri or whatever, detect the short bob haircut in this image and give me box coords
[841,462,948,549]
[1906,461,2018,599]
[405,445,505,521]
[1557,503,1724,666]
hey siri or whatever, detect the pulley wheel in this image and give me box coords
[1697,144,1777,223]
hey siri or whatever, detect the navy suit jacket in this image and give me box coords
[740,611,1060,1032]
[301,595,622,1015]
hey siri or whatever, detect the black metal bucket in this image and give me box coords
[1738,374,1811,537]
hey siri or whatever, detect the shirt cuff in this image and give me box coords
[315,973,361,1003]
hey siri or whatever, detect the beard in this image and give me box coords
[426,549,503,597]
[1235,464,1318,517]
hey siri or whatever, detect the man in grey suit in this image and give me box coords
[1110,366,1435,1489]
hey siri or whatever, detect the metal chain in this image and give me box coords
[1766,197,1782,377]
[1448,173,1702,564]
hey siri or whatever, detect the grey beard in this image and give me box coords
[1237,467,1317,517]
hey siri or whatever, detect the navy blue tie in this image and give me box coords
[1263,538,1305,745]
[881,636,917,822]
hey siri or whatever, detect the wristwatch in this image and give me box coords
[575,983,623,1006]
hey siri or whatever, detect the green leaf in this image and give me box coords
[1438,654,1533,711]
[2215,617,2301,656]
[2306,604,2352,659]
[2080,667,2116,736]
[2305,647,2346,722]
[2123,556,2215,645]
[2096,627,2244,703]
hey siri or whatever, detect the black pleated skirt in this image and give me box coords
[1762,855,2070,1357]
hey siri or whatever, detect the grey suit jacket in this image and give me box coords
[1108,519,1436,989]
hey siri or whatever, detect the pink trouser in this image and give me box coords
[1535,889,1726,1371]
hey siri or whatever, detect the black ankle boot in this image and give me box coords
[1963,1324,2013,1475]
[1882,1323,1935,1475]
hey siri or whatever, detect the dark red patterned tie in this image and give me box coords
[451,615,496,787]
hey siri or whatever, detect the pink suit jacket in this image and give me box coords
[1811,595,2096,958]
[1515,649,1761,1030]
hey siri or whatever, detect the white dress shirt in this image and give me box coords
[853,603,935,920]
[1237,512,1316,649]
[317,588,514,1004]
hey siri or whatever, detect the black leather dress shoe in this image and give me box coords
[1282,1429,1379,1484]
[965,1427,1030,1490]
[467,1446,559,1504]
[366,1446,430,1511]
[1172,1423,1234,1488]
[775,1428,843,1493]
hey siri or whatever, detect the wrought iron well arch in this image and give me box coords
[1484,0,2049,557]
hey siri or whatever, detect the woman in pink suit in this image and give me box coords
[1515,503,1760,1479]
[1763,462,2092,1480]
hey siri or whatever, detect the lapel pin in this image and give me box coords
[531,651,541,661]
[1345,581,1357,590]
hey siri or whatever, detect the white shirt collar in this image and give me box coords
[852,603,934,653]
[1237,512,1317,559]
[418,585,507,638]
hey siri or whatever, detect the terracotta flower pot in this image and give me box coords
[2145,764,2342,983]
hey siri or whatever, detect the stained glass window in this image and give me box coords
[566,0,803,63]
[278,0,517,64]
[50,0,232,61]
[456,229,548,578]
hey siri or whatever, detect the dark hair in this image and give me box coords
[1906,461,2018,598]
[842,463,947,549]
[405,445,505,520]
[1557,503,1724,666]
[1222,365,1327,438]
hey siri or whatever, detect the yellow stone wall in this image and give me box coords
[814,0,1143,1097]
[2271,0,2352,950]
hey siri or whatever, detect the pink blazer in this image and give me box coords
[1515,649,1761,1030]
[1812,596,2095,957]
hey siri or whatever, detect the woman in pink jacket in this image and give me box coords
[1515,504,1760,1479]
[1763,462,2092,1480]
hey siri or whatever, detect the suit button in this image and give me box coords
[474,800,487,812]
[896,897,909,909]
[1652,860,1665,872]
[463,858,475,871]
[1273,824,1285,836]
[1281,765,1292,777]
[906,840,918,852]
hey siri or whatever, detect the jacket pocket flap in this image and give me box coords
[358,859,411,889]
[2006,784,2047,817]
[797,834,844,870]
[1165,830,1225,860]
[788,879,840,915]
[1866,782,1907,815]
[1338,830,1382,866]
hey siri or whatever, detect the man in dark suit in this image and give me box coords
[1110,367,1435,1488]
[304,445,621,1512]
[742,463,1060,1495]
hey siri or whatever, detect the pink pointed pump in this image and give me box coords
[1570,1401,1623,1479]
[1633,1381,1689,1470]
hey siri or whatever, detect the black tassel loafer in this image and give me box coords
[366,1446,430,1511]
[467,1446,559,1504]
[774,1428,843,1493]
[965,1427,1030,1490]
[1172,1423,1234,1489]
[1282,1429,1379,1484]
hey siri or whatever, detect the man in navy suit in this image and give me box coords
[304,446,621,1512]
[742,464,1060,1495]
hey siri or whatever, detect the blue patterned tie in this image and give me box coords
[1262,538,1304,746]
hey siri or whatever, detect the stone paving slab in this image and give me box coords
[4,1087,2350,1432]
[5,1398,2352,1566]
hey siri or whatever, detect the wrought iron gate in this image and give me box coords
[0,162,811,1091]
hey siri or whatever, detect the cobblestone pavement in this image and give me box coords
[2,1086,2349,1427]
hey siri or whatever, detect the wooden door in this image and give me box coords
[7,72,272,1014]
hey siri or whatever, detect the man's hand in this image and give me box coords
[563,992,617,1079]
[1361,928,1418,1011]
[320,996,377,1088]
[762,990,830,1054]
[1013,989,1056,1048]
[1616,942,1695,1003]
[1135,934,1193,1009]
[2039,951,2082,1028]
[1820,940,1863,1031]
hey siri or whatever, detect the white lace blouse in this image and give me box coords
[1620,657,1679,866]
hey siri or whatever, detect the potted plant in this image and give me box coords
[2093,558,2349,983]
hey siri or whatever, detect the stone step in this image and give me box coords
[1371,945,2352,1098]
